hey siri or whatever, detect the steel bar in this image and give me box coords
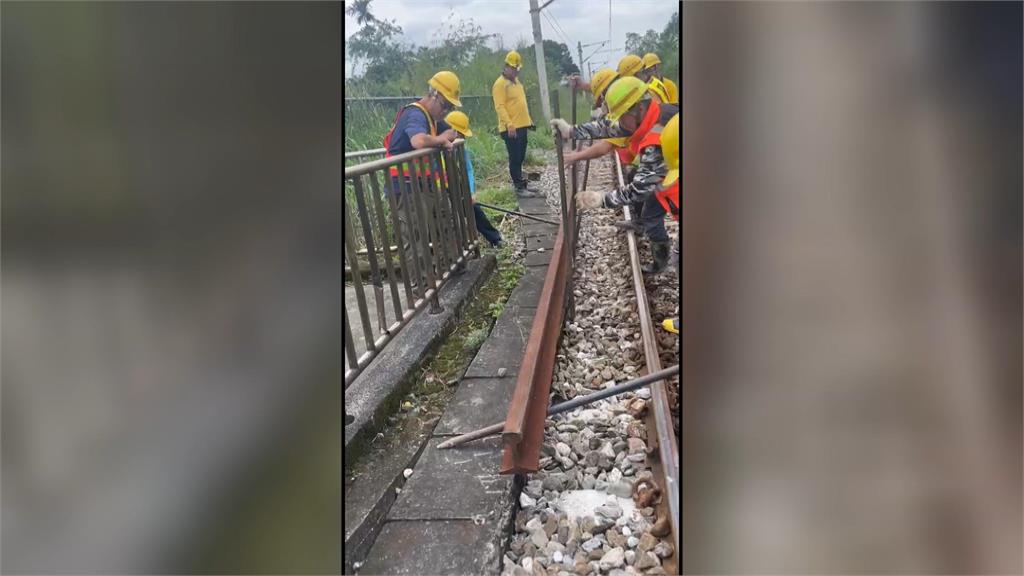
[420,154,451,289]
[474,202,559,226]
[443,147,467,259]
[394,164,426,302]
[345,138,465,179]
[438,365,678,449]
[352,175,388,332]
[344,147,386,160]
[613,152,680,568]
[554,132,570,257]
[344,302,359,370]
[344,204,376,354]
[383,179,416,308]
[407,156,442,313]
[367,171,405,324]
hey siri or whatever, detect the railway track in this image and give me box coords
[501,146,679,575]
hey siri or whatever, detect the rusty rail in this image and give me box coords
[613,152,680,569]
[500,96,580,473]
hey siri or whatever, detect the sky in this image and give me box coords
[344,0,679,80]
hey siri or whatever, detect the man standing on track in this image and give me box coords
[493,50,539,198]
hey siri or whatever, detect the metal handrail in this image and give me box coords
[344,140,478,387]
[344,139,466,179]
[344,147,385,160]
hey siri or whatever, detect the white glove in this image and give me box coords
[590,107,605,120]
[576,189,605,210]
[549,118,572,140]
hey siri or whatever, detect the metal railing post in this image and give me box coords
[344,204,376,354]
[366,170,404,326]
[352,175,388,332]
[384,173,417,308]
[408,156,443,314]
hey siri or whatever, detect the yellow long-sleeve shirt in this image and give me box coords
[492,75,534,133]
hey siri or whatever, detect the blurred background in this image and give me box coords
[683,1,1022,573]
[2,2,341,574]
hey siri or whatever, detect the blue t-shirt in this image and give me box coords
[386,104,449,156]
[464,148,476,195]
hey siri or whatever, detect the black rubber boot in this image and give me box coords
[642,240,671,275]
[515,182,540,198]
[612,219,644,235]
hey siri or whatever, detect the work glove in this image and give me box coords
[549,118,572,140]
[590,107,605,120]
[576,189,605,210]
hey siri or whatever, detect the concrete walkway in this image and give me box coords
[355,197,557,575]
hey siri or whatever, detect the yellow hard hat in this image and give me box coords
[590,68,619,100]
[647,77,669,103]
[604,76,649,121]
[660,114,679,186]
[662,318,678,334]
[444,111,473,137]
[617,54,643,77]
[428,70,462,107]
[505,50,523,70]
[642,53,661,69]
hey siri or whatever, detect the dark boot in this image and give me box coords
[515,182,540,198]
[642,240,671,274]
[612,219,644,235]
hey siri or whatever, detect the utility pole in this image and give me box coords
[577,41,585,80]
[529,0,552,121]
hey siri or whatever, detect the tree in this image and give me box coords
[345,0,409,89]
[540,39,579,76]
[624,11,679,81]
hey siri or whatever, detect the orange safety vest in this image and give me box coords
[627,101,680,220]
[656,181,679,220]
[384,102,437,178]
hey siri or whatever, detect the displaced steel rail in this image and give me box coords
[613,152,680,570]
[500,89,580,474]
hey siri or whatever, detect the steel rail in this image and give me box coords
[612,152,680,571]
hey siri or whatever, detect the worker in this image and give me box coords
[492,50,538,198]
[445,111,503,248]
[563,71,651,168]
[384,70,460,161]
[550,77,679,274]
[655,113,680,222]
[656,113,680,333]
[561,73,664,240]
[383,70,462,287]
[639,53,679,105]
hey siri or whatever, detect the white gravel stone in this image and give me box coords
[599,547,625,570]
[520,492,537,508]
